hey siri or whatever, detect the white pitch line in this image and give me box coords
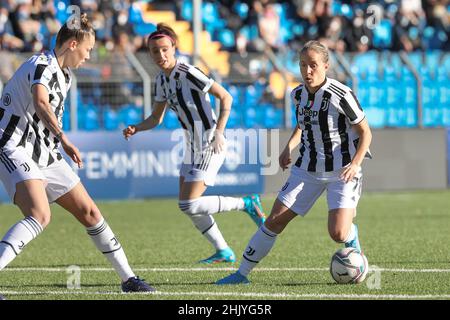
[2,267,450,273]
[1,290,450,300]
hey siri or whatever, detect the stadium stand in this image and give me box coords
[0,0,448,130]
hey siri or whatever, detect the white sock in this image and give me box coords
[87,218,135,282]
[238,225,278,276]
[0,216,43,270]
[179,196,245,215]
[343,223,356,243]
[189,215,228,250]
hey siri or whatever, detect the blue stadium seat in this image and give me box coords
[181,0,193,21]
[215,28,235,49]
[364,106,386,128]
[163,109,180,129]
[263,105,283,129]
[244,85,263,107]
[227,85,242,107]
[372,19,393,49]
[129,4,144,24]
[244,107,258,128]
[84,106,100,131]
[134,23,157,37]
[227,108,241,128]
[233,1,249,19]
[119,105,143,127]
[103,107,120,131]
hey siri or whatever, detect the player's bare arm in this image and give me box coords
[279,126,302,171]
[341,118,372,183]
[123,101,167,139]
[208,82,232,153]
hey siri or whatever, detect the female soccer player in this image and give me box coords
[123,23,266,264]
[217,40,372,284]
[0,13,154,293]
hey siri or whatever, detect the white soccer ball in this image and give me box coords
[330,248,369,284]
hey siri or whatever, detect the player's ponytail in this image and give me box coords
[55,13,95,48]
[147,23,178,47]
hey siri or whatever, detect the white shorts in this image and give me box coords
[277,166,363,216]
[180,147,226,187]
[0,147,80,203]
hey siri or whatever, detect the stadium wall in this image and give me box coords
[263,128,449,194]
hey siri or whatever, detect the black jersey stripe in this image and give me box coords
[0,107,4,121]
[30,114,42,163]
[328,85,345,98]
[190,89,212,131]
[338,114,351,166]
[186,72,206,91]
[33,64,48,80]
[0,113,20,149]
[319,91,333,171]
[329,83,346,96]
[339,96,358,122]
[175,74,196,132]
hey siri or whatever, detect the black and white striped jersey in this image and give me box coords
[0,50,71,167]
[154,61,217,153]
[292,77,371,172]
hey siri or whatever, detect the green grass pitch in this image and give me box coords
[0,190,449,300]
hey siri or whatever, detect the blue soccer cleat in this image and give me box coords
[216,271,250,285]
[345,224,362,253]
[199,247,236,264]
[121,276,156,293]
[242,194,266,227]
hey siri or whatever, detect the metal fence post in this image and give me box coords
[126,50,152,118]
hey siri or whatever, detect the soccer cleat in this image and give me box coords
[242,194,266,227]
[216,271,250,285]
[345,224,362,253]
[0,294,5,300]
[121,276,156,293]
[199,247,236,264]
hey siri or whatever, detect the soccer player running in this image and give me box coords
[217,40,372,284]
[123,23,266,264]
[0,13,155,295]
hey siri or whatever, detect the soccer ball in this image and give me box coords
[330,248,369,284]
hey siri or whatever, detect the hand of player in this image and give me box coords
[60,137,83,169]
[340,163,361,183]
[123,125,138,140]
[211,130,226,154]
[279,146,292,171]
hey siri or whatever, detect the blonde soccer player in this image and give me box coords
[217,40,372,284]
[0,13,155,295]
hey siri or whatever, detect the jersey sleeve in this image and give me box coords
[186,66,214,93]
[336,90,365,125]
[154,74,167,103]
[30,63,53,93]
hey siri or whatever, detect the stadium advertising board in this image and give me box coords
[0,130,264,202]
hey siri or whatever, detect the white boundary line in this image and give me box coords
[2,267,450,273]
[1,290,450,299]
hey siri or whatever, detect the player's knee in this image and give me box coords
[79,205,102,226]
[178,199,200,216]
[329,229,347,243]
[31,212,51,228]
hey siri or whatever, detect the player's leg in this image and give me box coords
[327,172,363,252]
[0,180,48,270]
[0,148,48,271]
[178,177,235,263]
[216,199,297,284]
[178,152,265,226]
[55,182,155,292]
[216,168,325,284]
[44,159,154,292]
